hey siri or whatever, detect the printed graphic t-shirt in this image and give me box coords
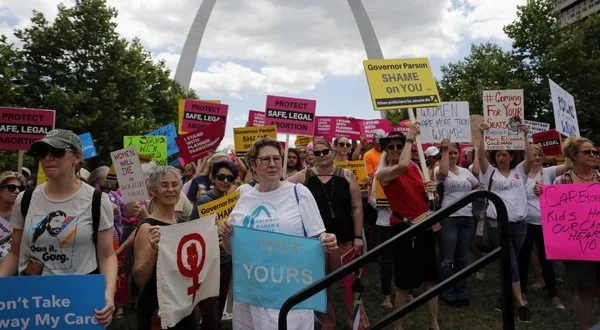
[435,167,478,217]
[479,163,527,222]
[11,183,113,275]
[0,216,11,261]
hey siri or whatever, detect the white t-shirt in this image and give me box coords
[369,177,391,227]
[0,216,11,261]
[525,166,558,225]
[435,167,478,217]
[11,183,113,275]
[479,163,527,223]
[229,181,325,330]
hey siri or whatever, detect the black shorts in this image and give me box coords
[391,223,438,290]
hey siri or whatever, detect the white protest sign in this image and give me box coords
[110,147,147,204]
[524,120,550,142]
[417,102,471,143]
[483,89,525,150]
[0,217,11,260]
[549,79,579,137]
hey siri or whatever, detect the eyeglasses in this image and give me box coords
[1,184,26,193]
[32,145,72,159]
[258,155,283,165]
[337,142,351,148]
[313,149,330,157]
[387,144,404,151]
[581,150,599,156]
[216,174,235,182]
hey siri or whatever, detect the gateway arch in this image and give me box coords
[174,0,385,119]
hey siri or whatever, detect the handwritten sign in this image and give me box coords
[123,136,168,166]
[375,179,388,207]
[148,123,179,157]
[0,108,56,151]
[178,99,220,134]
[549,79,579,138]
[523,120,550,142]
[359,119,392,144]
[247,110,265,126]
[232,226,326,312]
[540,183,600,261]
[0,217,11,260]
[175,121,225,164]
[483,89,525,150]
[233,126,277,157]
[417,102,471,143]
[0,275,104,329]
[315,117,361,140]
[181,99,228,133]
[335,161,368,192]
[363,58,440,110]
[265,95,316,135]
[533,130,562,157]
[197,190,241,225]
[110,147,147,204]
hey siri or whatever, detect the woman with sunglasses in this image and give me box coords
[219,138,338,330]
[288,139,365,330]
[0,171,27,263]
[333,136,360,162]
[0,129,117,326]
[190,161,237,329]
[186,153,232,204]
[286,148,304,178]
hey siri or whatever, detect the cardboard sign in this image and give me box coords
[233,125,277,157]
[523,120,550,142]
[247,110,265,126]
[417,102,471,143]
[359,119,392,144]
[540,183,600,261]
[123,136,168,166]
[77,133,97,160]
[176,121,225,164]
[196,190,241,225]
[315,117,361,140]
[0,108,56,151]
[232,226,326,312]
[363,58,440,110]
[470,114,484,143]
[549,79,579,137]
[483,89,525,150]
[335,160,368,192]
[178,99,220,134]
[148,122,179,157]
[295,136,313,147]
[375,179,388,207]
[265,95,316,135]
[533,130,562,157]
[110,147,147,204]
[0,275,104,329]
[181,99,228,133]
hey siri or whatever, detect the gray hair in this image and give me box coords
[147,166,182,193]
[141,161,159,179]
[87,166,116,190]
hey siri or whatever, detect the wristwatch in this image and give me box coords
[406,138,415,144]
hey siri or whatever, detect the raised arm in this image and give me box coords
[477,123,490,174]
[521,125,534,174]
[436,139,450,181]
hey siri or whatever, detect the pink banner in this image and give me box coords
[265,95,316,135]
[175,121,225,163]
[181,100,228,133]
[540,183,600,261]
[315,116,361,140]
[359,119,392,143]
[248,110,265,126]
[0,107,56,151]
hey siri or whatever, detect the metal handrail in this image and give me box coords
[278,190,515,330]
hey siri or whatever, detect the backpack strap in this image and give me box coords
[293,184,308,237]
[20,189,34,219]
[91,190,102,245]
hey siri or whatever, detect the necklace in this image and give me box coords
[319,176,336,219]
[572,170,596,182]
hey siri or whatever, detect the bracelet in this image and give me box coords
[354,235,362,239]
[406,138,415,144]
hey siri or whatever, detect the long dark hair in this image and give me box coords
[32,210,67,243]
[489,150,519,169]
[287,148,303,171]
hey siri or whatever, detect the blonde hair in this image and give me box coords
[530,144,543,156]
[0,171,26,187]
[563,137,593,161]
[313,139,333,150]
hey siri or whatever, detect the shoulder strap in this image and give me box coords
[486,170,495,192]
[293,184,308,237]
[304,168,315,185]
[20,189,34,219]
[91,190,102,245]
[333,166,345,178]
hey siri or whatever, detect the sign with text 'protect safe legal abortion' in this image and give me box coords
[0,107,56,151]
[264,95,316,135]
[181,100,228,133]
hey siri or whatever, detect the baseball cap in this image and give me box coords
[30,129,83,153]
[379,131,406,150]
[373,129,387,144]
[424,146,440,157]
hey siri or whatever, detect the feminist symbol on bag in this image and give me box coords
[176,233,206,302]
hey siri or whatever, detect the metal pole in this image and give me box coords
[497,194,516,329]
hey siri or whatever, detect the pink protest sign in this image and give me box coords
[248,110,265,126]
[540,183,600,261]
[265,95,316,135]
[315,116,361,140]
[359,119,392,143]
[176,121,225,163]
[181,100,228,133]
[0,107,56,151]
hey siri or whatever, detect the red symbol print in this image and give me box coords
[177,233,206,302]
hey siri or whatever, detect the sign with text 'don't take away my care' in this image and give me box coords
[265,95,316,135]
[363,58,440,111]
[0,107,56,151]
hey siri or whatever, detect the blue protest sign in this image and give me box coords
[232,226,326,312]
[0,274,105,329]
[148,122,179,157]
[78,133,97,160]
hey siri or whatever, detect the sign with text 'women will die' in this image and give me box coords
[110,147,147,204]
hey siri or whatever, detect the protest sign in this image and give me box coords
[363,58,440,110]
[247,110,265,126]
[470,115,484,143]
[0,275,104,329]
[176,121,225,164]
[549,79,579,137]
[295,136,313,147]
[393,119,411,136]
[335,160,368,192]
[178,99,220,134]
[0,217,11,260]
[265,95,316,135]
[375,179,388,207]
[110,147,147,204]
[315,117,361,140]
[36,164,46,186]
[359,119,392,144]
[483,89,525,150]
[123,136,168,166]
[77,133,97,160]
[417,102,471,143]
[232,226,326,312]
[181,99,228,133]
[148,122,179,157]
[156,216,220,329]
[0,108,56,151]
[533,130,562,157]
[523,120,550,142]
[197,190,240,225]
[233,125,277,157]
[540,183,600,261]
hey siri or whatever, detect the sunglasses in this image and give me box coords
[313,149,331,157]
[1,184,26,193]
[258,155,283,165]
[581,150,599,156]
[387,144,404,151]
[216,174,235,182]
[32,145,72,159]
[337,142,351,148]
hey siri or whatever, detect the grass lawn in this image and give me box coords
[109,258,598,329]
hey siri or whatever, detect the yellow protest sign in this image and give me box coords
[335,160,368,192]
[36,163,46,186]
[233,125,277,157]
[178,99,221,134]
[375,178,388,207]
[197,190,240,225]
[363,58,440,111]
[295,136,313,147]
